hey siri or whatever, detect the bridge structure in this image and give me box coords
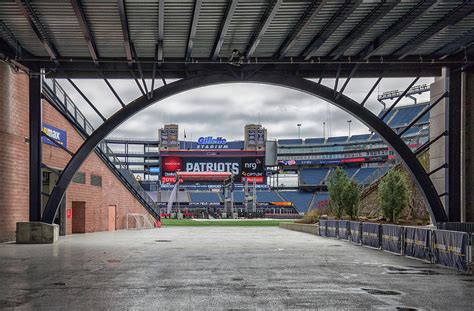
[1,0,474,234]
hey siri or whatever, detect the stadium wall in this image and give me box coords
[0,63,154,241]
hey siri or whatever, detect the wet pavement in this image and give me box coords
[0,227,472,310]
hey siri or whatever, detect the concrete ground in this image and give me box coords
[0,227,472,310]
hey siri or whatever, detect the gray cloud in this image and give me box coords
[54,77,434,141]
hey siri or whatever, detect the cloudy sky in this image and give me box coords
[57,76,434,142]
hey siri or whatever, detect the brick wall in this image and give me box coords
[0,62,155,241]
[42,95,155,235]
[0,63,29,242]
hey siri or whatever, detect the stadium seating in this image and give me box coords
[256,191,283,202]
[189,192,221,203]
[313,192,329,209]
[279,191,314,213]
[326,136,348,143]
[278,139,303,145]
[300,168,329,185]
[352,168,378,184]
[349,134,371,142]
[388,105,425,128]
[343,167,359,179]
[159,190,190,202]
[305,137,325,144]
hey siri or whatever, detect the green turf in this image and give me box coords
[160,218,294,227]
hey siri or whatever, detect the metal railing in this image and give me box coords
[42,78,160,220]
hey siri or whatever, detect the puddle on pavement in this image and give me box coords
[52,282,66,286]
[155,240,172,243]
[396,307,418,311]
[231,277,244,281]
[384,265,440,275]
[361,288,401,296]
[107,259,121,263]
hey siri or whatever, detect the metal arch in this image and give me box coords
[41,73,448,224]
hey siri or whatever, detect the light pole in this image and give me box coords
[347,120,352,137]
[297,123,301,139]
[323,122,326,139]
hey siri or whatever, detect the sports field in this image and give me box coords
[160,218,294,226]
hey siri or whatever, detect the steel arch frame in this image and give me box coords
[41,73,448,224]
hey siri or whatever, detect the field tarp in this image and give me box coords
[350,221,362,244]
[362,223,381,248]
[381,224,402,254]
[338,220,350,240]
[319,220,328,237]
[404,227,431,261]
[433,230,470,272]
[327,220,338,238]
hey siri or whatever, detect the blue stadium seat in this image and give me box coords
[343,167,359,179]
[349,134,371,142]
[300,168,329,185]
[389,105,425,128]
[313,192,329,209]
[305,137,325,144]
[278,139,303,145]
[279,191,313,213]
[189,192,221,203]
[256,191,283,202]
[326,136,348,143]
[352,168,378,184]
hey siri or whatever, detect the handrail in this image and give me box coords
[42,78,160,220]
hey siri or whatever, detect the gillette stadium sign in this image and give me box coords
[196,136,228,149]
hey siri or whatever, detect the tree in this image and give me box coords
[341,179,361,219]
[327,167,349,219]
[378,170,408,222]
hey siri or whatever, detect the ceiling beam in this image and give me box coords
[360,0,436,59]
[157,0,164,62]
[185,0,203,61]
[330,0,399,60]
[432,28,474,59]
[394,1,474,59]
[274,0,327,59]
[16,0,59,61]
[246,0,283,58]
[117,0,133,63]
[70,0,99,64]
[211,0,238,61]
[301,0,362,60]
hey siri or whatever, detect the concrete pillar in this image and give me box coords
[462,71,474,222]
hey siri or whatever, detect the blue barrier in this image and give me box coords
[404,227,431,261]
[381,224,403,254]
[327,220,338,238]
[433,229,470,272]
[319,219,328,237]
[362,223,381,248]
[350,221,362,244]
[338,220,350,240]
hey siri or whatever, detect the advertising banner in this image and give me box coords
[350,221,362,244]
[161,156,264,183]
[433,230,469,272]
[42,123,67,148]
[362,223,381,248]
[404,227,431,261]
[327,220,338,238]
[381,224,403,254]
[338,220,350,240]
[319,219,328,237]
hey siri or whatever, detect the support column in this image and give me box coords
[463,70,474,222]
[447,69,462,222]
[29,72,42,221]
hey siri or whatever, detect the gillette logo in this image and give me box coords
[197,136,227,145]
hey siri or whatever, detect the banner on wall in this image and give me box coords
[42,123,67,148]
[433,230,469,271]
[381,224,402,254]
[404,227,431,261]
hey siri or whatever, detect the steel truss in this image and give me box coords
[41,71,448,224]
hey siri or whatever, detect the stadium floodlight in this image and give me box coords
[297,123,302,139]
[347,120,352,137]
